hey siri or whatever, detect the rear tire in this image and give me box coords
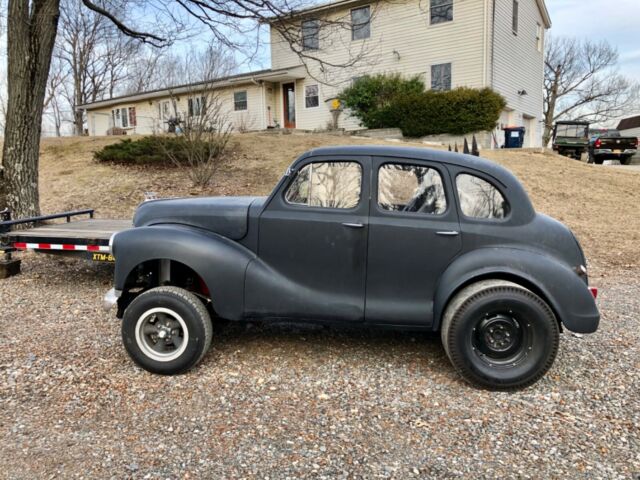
[620,155,632,166]
[122,286,213,375]
[441,280,559,390]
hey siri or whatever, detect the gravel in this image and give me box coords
[1,253,639,479]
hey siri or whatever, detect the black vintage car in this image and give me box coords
[105,146,599,389]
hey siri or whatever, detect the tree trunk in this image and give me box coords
[74,109,84,136]
[0,0,61,219]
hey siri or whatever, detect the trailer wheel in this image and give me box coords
[121,286,213,375]
[441,280,559,390]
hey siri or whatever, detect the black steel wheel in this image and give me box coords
[441,280,559,390]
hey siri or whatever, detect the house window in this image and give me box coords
[302,20,319,50]
[431,63,451,91]
[305,85,319,108]
[536,23,543,51]
[234,91,248,111]
[351,6,370,40]
[512,0,519,34]
[188,96,206,117]
[112,107,136,128]
[430,0,453,25]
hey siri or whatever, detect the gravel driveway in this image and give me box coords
[1,254,638,479]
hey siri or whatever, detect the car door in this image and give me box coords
[365,157,462,327]
[245,156,370,321]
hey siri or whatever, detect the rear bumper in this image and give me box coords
[594,149,636,156]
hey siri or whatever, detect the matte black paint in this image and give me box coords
[112,146,600,333]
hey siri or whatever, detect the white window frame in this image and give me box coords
[188,96,206,117]
[234,90,248,111]
[351,5,371,41]
[111,106,135,128]
[301,19,320,51]
[429,0,453,25]
[304,84,320,109]
[431,63,452,91]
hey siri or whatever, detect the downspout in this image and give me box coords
[490,0,497,149]
[251,78,266,130]
[482,0,488,87]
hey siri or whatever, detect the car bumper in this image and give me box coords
[594,149,636,156]
[103,288,122,312]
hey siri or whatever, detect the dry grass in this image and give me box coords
[37,133,640,274]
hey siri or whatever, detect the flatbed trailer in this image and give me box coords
[0,209,130,278]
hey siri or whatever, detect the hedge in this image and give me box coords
[94,136,218,166]
[338,74,425,129]
[339,75,506,137]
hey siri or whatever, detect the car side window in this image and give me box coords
[285,161,362,209]
[456,173,510,219]
[378,163,447,214]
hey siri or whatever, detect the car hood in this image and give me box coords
[133,196,266,240]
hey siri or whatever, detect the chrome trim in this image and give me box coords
[436,230,460,236]
[103,288,122,312]
[108,232,118,254]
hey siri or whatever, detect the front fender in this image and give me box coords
[433,247,599,334]
[112,225,256,320]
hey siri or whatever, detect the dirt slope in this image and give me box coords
[37,133,640,273]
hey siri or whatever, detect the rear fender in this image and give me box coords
[433,248,599,334]
[113,225,255,320]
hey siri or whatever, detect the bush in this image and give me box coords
[391,87,507,137]
[338,74,425,129]
[94,135,226,167]
[338,74,506,137]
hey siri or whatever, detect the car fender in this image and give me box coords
[433,247,599,334]
[112,225,256,320]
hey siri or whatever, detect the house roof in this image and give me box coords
[78,66,306,110]
[267,0,552,28]
[617,115,640,131]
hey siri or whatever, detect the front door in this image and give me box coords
[246,157,369,321]
[365,157,462,326]
[283,83,296,128]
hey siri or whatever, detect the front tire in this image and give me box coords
[441,280,559,390]
[122,286,213,375]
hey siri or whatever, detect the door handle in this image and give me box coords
[436,230,460,236]
[342,222,365,229]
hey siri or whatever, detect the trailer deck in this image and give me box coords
[1,209,131,276]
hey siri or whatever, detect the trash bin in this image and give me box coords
[503,126,526,148]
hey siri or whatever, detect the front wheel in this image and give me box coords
[441,280,559,390]
[122,286,213,375]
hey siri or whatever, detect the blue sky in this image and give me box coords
[547,0,640,83]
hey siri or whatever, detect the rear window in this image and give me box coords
[456,174,510,219]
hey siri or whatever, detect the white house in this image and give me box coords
[617,115,640,139]
[79,0,551,147]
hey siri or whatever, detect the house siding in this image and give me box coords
[86,84,266,136]
[490,0,545,146]
[270,0,488,131]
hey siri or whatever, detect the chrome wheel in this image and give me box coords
[134,307,189,362]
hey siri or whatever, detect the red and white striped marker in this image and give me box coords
[13,242,110,252]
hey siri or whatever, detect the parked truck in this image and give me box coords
[551,121,590,160]
[588,129,638,165]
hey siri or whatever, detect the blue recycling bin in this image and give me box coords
[503,127,526,148]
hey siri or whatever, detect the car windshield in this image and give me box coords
[556,124,588,138]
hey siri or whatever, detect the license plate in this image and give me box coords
[613,150,622,154]
[92,252,115,262]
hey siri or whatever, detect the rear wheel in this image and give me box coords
[122,286,213,375]
[441,280,559,390]
[620,155,632,166]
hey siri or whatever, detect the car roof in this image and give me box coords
[302,145,511,183]
[296,145,536,222]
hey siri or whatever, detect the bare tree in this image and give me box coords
[56,0,141,135]
[43,57,69,137]
[543,36,639,146]
[1,0,380,218]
